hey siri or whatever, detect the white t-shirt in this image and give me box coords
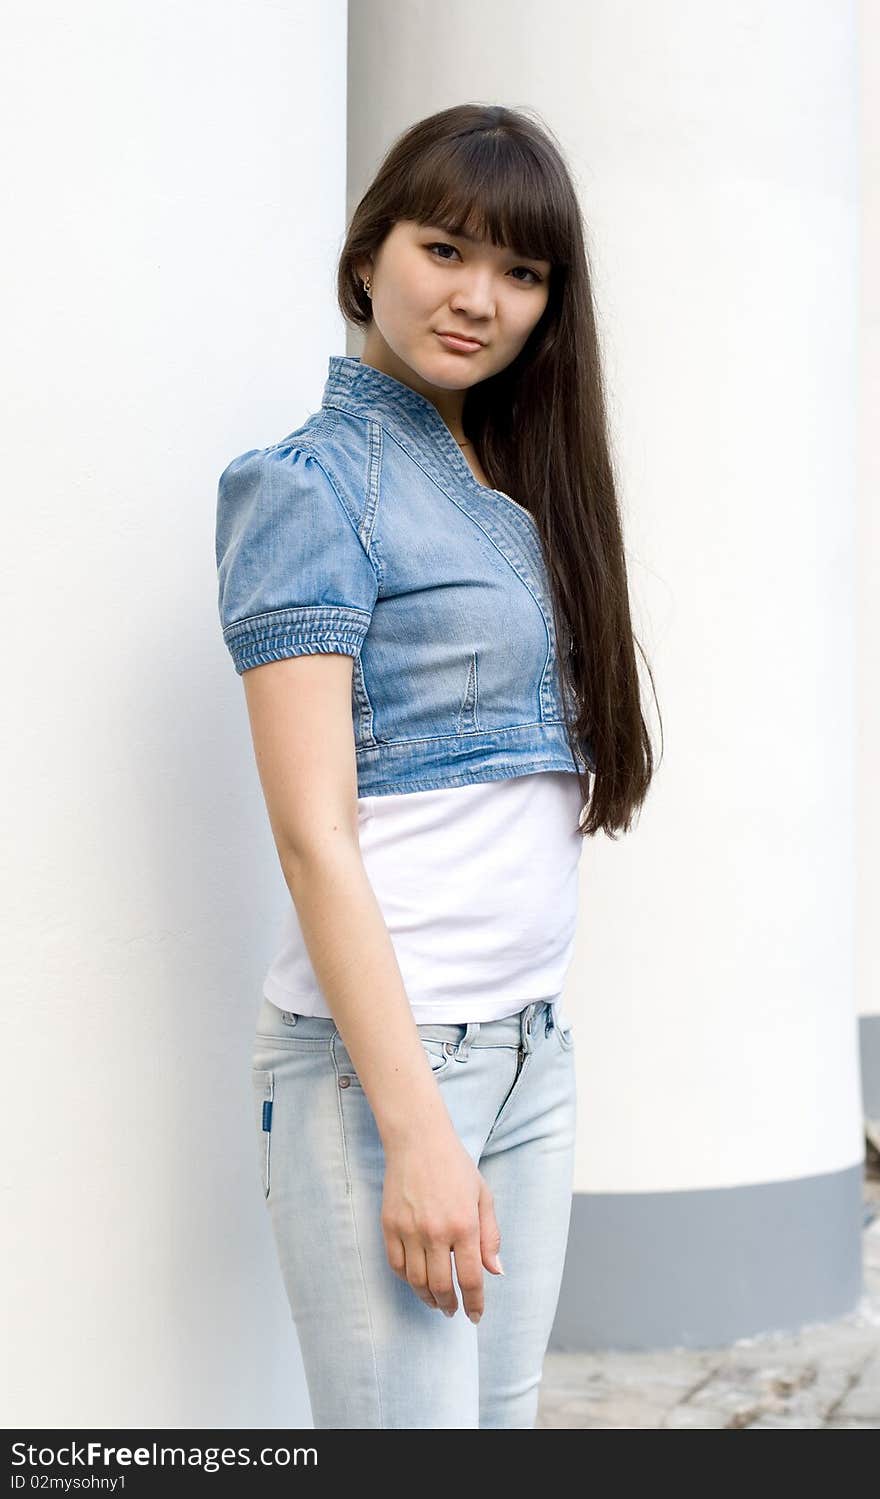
[263,770,584,1031]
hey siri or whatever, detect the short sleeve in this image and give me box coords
[215,444,379,675]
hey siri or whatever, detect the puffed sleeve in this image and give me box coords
[215,444,379,674]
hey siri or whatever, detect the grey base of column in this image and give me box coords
[860,1014,880,1118]
[550,1164,864,1351]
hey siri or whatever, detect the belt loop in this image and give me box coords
[521,1003,538,1053]
[456,1021,480,1060]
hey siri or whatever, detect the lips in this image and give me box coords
[436,331,484,351]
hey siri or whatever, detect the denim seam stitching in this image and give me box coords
[363,420,384,573]
[359,720,568,749]
[456,651,479,736]
[305,444,383,592]
[331,1039,385,1426]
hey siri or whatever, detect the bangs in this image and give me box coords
[399,131,569,267]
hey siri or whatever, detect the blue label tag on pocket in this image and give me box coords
[262,1100,273,1132]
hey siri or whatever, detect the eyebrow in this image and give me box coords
[421,222,551,265]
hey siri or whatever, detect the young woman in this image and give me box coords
[215,103,658,1430]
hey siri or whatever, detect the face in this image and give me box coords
[355,218,552,416]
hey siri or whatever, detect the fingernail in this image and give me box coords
[468,1311,482,1323]
[443,1308,456,1318]
[495,1257,505,1275]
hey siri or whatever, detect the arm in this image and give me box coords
[241,651,503,1321]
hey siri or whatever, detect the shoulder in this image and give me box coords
[217,411,323,491]
[214,412,380,672]
[217,407,370,530]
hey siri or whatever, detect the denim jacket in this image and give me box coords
[215,354,595,796]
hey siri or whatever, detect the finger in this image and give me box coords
[479,1179,504,1275]
[404,1240,439,1309]
[452,1233,486,1323]
[424,1243,458,1316]
[384,1232,407,1279]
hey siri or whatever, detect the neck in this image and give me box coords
[358,334,469,446]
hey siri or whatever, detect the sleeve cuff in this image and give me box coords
[222,604,372,675]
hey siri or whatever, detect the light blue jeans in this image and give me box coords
[251,994,577,1429]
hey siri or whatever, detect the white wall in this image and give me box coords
[349,0,863,1195]
[2,0,347,1427]
[859,0,879,1029]
[2,0,867,1428]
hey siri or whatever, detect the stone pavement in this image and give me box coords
[538,1146,880,1429]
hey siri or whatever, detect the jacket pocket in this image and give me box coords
[252,1069,275,1198]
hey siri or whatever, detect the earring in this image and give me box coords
[362,277,372,298]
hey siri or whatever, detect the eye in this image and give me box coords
[425,242,544,285]
[426,241,459,263]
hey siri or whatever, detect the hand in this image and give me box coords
[380,1126,503,1322]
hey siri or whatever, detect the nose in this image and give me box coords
[448,270,496,319]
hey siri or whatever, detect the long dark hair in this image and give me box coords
[337,102,661,838]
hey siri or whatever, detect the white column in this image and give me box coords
[348,0,862,1346]
[858,2,880,1127]
[2,0,347,1426]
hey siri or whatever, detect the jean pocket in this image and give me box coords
[252,1069,275,1198]
[420,1037,454,1077]
[553,1018,574,1053]
[335,1034,453,1087]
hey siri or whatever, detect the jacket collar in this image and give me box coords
[319,354,540,543]
[320,353,478,485]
